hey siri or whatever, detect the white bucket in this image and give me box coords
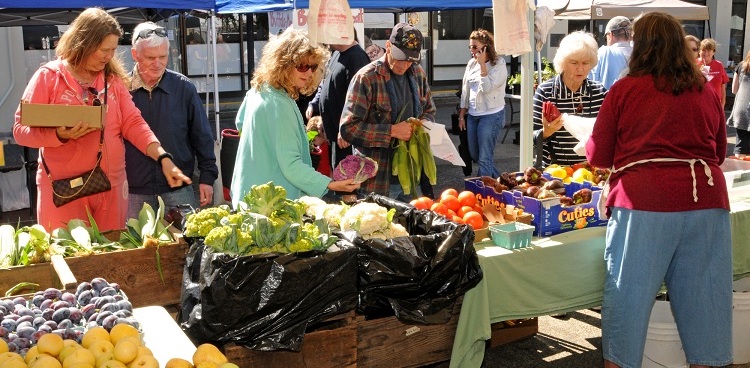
[733,277,750,364]
[643,300,688,368]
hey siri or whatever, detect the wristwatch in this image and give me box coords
[157,152,174,166]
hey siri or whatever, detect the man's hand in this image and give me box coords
[390,121,413,141]
[160,159,193,187]
[198,183,213,206]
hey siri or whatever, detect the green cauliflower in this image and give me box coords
[204,224,253,255]
[184,206,231,238]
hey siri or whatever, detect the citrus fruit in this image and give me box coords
[463,211,483,230]
[457,191,477,208]
[457,205,474,218]
[412,197,433,210]
[430,202,449,217]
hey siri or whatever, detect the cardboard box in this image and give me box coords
[20,102,104,128]
[465,177,608,237]
[488,318,539,348]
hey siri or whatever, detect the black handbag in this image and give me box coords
[42,79,111,208]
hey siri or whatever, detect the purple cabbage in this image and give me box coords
[333,154,378,182]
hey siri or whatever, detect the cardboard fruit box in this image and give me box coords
[465,177,608,237]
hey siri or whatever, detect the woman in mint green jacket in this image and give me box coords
[230,29,360,206]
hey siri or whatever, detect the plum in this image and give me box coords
[95,311,113,326]
[43,288,62,301]
[109,283,121,293]
[31,329,47,343]
[16,326,35,339]
[1,319,17,331]
[115,300,133,313]
[14,337,30,349]
[39,298,53,311]
[6,341,18,353]
[88,312,99,323]
[75,281,92,296]
[51,307,71,323]
[99,287,118,297]
[43,320,57,330]
[113,294,124,302]
[11,297,26,306]
[0,326,8,338]
[37,324,52,333]
[16,321,33,330]
[94,296,116,310]
[60,292,76,306]
[16,314,34,324]
[113,310,132,319]
[31,295,44,308]
[77,290,94,306]
[57,319,73,330]
[68,307,83,324]
[41,308,54,321]
[102,314,119,331]
[99,303,119,314]
[90,278,110,294]
[51,300,71,311]
[81,304,96,321]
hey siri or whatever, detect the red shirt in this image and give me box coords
[313,141,332,177]
[700,58,730,94]
[586,75,729,212]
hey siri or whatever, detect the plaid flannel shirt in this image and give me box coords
[340,60,436,196]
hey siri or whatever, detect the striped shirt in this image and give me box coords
[533,75,608,167]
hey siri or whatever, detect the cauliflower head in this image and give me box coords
[340,202,392,235]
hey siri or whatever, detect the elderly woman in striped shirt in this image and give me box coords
[533,31,608,168]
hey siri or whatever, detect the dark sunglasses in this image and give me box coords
[295,64,319,73]
[135,27,168,43]
[85,87,101,106]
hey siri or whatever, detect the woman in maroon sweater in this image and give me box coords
[586,12,732,368]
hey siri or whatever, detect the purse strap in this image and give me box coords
[41,74,108,180]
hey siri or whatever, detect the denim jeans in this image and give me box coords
[127,185,198,220]
[466,110,505,178]
[601,207,732,368]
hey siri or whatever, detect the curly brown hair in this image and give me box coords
[628,12,704,95]
[469,29,498,66]
[55,8,128,83]
[251,28,330,99]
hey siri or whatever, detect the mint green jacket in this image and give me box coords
[230,85,330,207]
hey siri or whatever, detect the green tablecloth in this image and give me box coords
[450,227,607,368]
[450,198,750,368]
[731,195,750,280]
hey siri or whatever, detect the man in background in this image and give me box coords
[126,22,218,218]
[589,16,633,89]
[306,33,370,170]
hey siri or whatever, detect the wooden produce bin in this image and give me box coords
[488,318,539,348]
[64,227,189,308]
[0,262,64,295]
[223,312,362,368]
[356,302,462,368]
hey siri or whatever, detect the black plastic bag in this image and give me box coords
[344,194,483,324]
[178,241,358,351]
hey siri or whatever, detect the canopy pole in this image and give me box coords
[210,11,224,205]
[519,4,535,170]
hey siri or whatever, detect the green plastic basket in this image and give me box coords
[489,222,535,249]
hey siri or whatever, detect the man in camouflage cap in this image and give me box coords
[339,22,436,200]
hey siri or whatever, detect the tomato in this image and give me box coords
[431,202,450,217]
[441,188,459,199]
[473,204,485,218]
[463,211,484,230]
[452,215,465,224]
[457,205,474,218]
[447,209,457,219]
[412,197,434,210]
[409,199,418,207]
[439,194,461,212]
[457,191,477,208]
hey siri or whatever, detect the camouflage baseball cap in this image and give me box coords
[388,22,423,62]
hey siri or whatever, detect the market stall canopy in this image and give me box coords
[551,0,709,20]
[0,8,184,26]
[216,0,493,13]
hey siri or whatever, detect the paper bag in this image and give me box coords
[307,0,354,45]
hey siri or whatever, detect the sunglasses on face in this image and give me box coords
[295,64,318,73]
[85,87,101,106]
[135,27,168,43]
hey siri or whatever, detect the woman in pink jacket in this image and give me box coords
[14,8,191,231]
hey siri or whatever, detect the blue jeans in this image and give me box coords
[601,207,733,368]
[127,186,198,220]
[466,111,505,178]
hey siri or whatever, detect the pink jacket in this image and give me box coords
[13,59,158,187]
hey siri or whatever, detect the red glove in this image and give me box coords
[543,101,561,122]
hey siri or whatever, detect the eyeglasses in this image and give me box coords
[84,87,101,106]
[469,45,480,50]
[295,64,319,73]
[135,27,168,43]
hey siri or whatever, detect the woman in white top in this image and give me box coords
[458,29,507,178]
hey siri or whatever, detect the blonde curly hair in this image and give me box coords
[251,28,330,99]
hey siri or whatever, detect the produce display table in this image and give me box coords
[133,306,196,367]
[451,198,750,368]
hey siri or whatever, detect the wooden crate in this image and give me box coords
[223,312,361,368]
[64,237,188,308]
[357,303,462,368]
[488,318,539,348]
[0,262,61,295]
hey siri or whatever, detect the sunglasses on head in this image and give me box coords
[295,64,319,73]
[85,87,101,106]
[135,27,168,43]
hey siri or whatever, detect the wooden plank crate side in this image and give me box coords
[357,303,463,368]
[223,312,362,368]
[0,262,62,295]
[488,318,539,348]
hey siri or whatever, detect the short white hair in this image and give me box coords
[553,31,599,74]
[132,22,169,51]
